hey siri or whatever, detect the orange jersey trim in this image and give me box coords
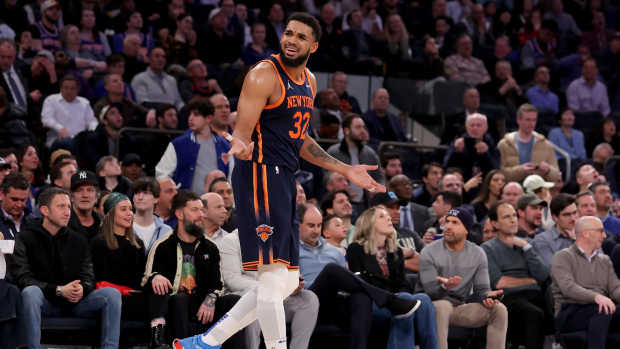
[261,164,270,218]
[255,124,263,163]
[305,68,314,97]
[273,54,306,85]
[262,59,286,110]
[252,162,259,219]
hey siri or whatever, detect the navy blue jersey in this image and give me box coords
[36,21,61,52]
[251,54,314,171]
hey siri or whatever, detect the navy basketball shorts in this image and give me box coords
[232,160,299,271]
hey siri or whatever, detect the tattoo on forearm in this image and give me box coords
[307,142,338,164]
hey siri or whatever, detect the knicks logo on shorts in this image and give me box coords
[256,224,274,242]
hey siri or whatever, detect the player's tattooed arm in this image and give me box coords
[300,137,347,172]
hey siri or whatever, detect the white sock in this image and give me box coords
[256,265,288,349]
[202,288,258,345]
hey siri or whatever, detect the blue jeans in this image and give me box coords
[21,286,121,349]
[372,292,438,349]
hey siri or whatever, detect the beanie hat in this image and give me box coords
[446,205,474,232]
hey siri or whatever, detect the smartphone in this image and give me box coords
[433,234,444,240]
[464,137,476,152]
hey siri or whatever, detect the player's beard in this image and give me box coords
[280,48,310,67]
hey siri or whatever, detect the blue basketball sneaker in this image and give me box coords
[172,335,220,349]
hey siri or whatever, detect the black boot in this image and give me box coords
[150,324,171,349]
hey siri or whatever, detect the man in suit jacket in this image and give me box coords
[0,39,31,113]
[388,174,431,236]
[362,88,406,150]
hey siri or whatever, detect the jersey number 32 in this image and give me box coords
[289,111,311,140]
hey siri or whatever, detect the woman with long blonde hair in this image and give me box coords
[90,192,147,321]
[348,205,437,349]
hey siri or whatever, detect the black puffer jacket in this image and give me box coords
[9,219,95,302]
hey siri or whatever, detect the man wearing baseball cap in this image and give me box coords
[418,206,507,349]
[36,0,62,52]
[68,170,101,241]
[516,193,547,238]
[523,174,555,230]
[483,201,551,349]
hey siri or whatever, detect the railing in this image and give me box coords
[378,141,449,154]
[115,127,185,158]
[548,143,572,183]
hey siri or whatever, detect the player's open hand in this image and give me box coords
[221,132,254,163]
[343,165,386,193]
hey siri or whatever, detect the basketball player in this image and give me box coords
[174,13,385,348]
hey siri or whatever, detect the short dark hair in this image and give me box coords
[171,189,201,218]
[1,172,29,193]
[187,97,214,118]
[550,193,576,216]
[286,12,322,41]
[106,53,125,66]
[321,214,339,233]
[320,189,350,213]
[380,152,401,168]
[342,113,362,130]
[50,161,73,183]
[38,187,70,209]
[589,181,610,194]
[60,74,80,89]
[132,177,161,198]
[488,200,513,221]
[433,191,462,208]
[156,103,176,119]
[422,162,442,178]
[208,177,230,193]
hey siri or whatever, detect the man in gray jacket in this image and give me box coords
[417,206,507,349]
[552,216,620,348]
[327,113,383,206]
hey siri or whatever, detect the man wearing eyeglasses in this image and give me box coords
[551,216,620,348]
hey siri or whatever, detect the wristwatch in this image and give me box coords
[56,286,62,297]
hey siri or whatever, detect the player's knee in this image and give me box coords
[257,270,285,303]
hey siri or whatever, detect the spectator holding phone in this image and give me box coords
[444,113,500,182]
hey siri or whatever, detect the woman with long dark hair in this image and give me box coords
[472,170,506,221]
[90,192,148,321]
[16,144,44,211]
[347,206,437,349]
[79,9,112,61]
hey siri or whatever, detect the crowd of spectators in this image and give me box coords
[1,0,620,348]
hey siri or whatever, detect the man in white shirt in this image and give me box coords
[217,229,319,349]
[41,75,98,148]
[200,192,229,244]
